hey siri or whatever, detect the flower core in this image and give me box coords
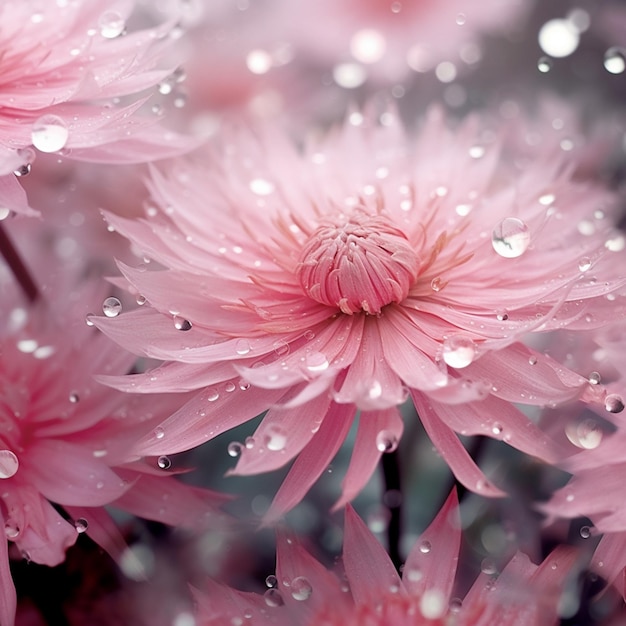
[296,213,419,315]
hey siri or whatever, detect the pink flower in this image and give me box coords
[0,302,229,626]
[0,0,195,216]
[193,491,579,625]
[94,106,626,522]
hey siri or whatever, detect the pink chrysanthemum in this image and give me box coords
[0,0,195,216]
[0,304,229,626]
[193,492,580,626]
[95,106,626,522]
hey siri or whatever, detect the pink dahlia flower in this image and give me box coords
[193,491,580,625]
[95,106,626,522]
[0,304,229,626]
[0,0,195,216]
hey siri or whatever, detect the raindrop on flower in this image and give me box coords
[0,450,19,479]
[264,425,287,451]
[224,382,236,393]
[481,558,498,575]
[273,339,290,356]
[136,294,146,305]
[588,371,601,385]
[528,355,538,365]
[496,309,509,321]
[566,418,603,450]
[69,391,79,403]
[442,336,476,369]
[98,10,125,38]
[263,588,284,607]
[207,389,220,402]
[245,437,255,449]
[238,379,251,391]
[605,394,625,414]
[430,277,443,292]
[578,257,592,272]
[449,598,463,613]
[290,576,313,601]
[418,540,432,554]
[265,574,278,588]
[154,427,165,440]
[580,526,591,539]
[491,423,503,436]
[604,47,626,74]
[235,339,251,355]
[74,518,89,533]
[4,521,20,539]
[174,317,192,331]
[376,430,398,453]
[227,441,243,457]
[305,352,329,372]
[157,456,171,470]
[31,115,69,153]
[0,207,10,221]
[102,297,122,317]
[491,218,530,258]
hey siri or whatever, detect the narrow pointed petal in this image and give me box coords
[0,516,16,626]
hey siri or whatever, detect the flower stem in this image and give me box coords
[0,223,38,302]
[381,449,403,571]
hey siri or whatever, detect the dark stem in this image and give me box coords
[382,449,403,571]
[446,435,489,507]
[0,223,38,302]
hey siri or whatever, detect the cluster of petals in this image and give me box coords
[0,0,194,216]
[93,105,626,522]
[0,301,229,626]
[193,491,579,626]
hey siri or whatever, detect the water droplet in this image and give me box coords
[376,430,399,453]
[449,598,463,613]
[305,352,329,372]
[491,218,530,258]
[157,456,171,470]
[538,19,579,58]
[0,451,19,479]
[154,427,165,440]
[604,47,626,74]
[303,330,315,341]
[588,371,601,385]
[265,574,278,588]
[442,336,476,369]
[605,394,624,414]
[418,540,432,554]
[102,296,122,317]
[481,558,498,575]
[235,339,251,355]
[290,576,312,601]
[578,257,592,272]
[496,309,509,321]
[491,423,503,436]
[4,521,20,539]
[136,294,146,305]
[273,339,290,356]
[227,441,243,457]
[31,115,69,153]
[224,382,236,393]
[528,356,538,365]
[238,379,251,391]
[263,588,284,607]
[537,56,553,72]
[174,317,192,331]
[580,526,591,539]
[430,277,443,292]
[74,518,89,533]
[264,425,287,451]
[98,10,125,38]
[69,391,80,403]
[249,178,275,196]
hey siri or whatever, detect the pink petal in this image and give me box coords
[592,533,626,597]
[412,392,506,497]
[230,391,332,475]
[132,386,285,457]
[333,407,404,511]
[0,513,16,626]
[20,439,128,506]
[264,402,356,524]
[0,174,37,216]
[342,505,404,605]
[403,490,460,602]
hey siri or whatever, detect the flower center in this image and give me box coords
[296,213,419,315]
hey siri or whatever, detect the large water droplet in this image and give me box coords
[157,456,171,469]
[604,47,626,74]
[305,352,329,372]
[566,418,603,450]
[538,19,580,58]
[442,336,476,369]
[235,339,251,355]
[173,317,192,331]
[376,430,399,453]
[491,218,530,258]
[578,257,592,272]
[264,425,287,451]
[227,441,243,457]
[265,574,278,588]
[580,526,591,539]
[605,394,625,414]
[74,518,89,533]
[0,450,19,479]
[99,10,125,38]
[263,588,284,607]
[102,297,122,317]
[290,576,312,601]
[481,558,498,575]
[418,540,432,554]
[31,115,69,153]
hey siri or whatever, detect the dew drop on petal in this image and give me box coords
[528,355,538,365]
[174,317,192,331]
[430,277,443,292]
[99,10,125,38]
[264,588,284,607]
[481,558,498,575]
[102,297,122,317]
[376,430,399,453]
[442,336,476,369]
[419,540,432,554]
[496,309,509,321]
[273,339,290,356]
[136,294,146,305]
[154,427,165,440]
[31,115,69,153]
[0,207,10,221]
[588,371,601,385]
[4,521,20,539]
[566,418,603,450]
[227,441,243,457]
[491,218,530,258]
[74,518,89,533]
[235,339,251,355]
[605,394,625,414]
[0,450,19,479]
[157,455,171,470]
[578,257,592,272]
[207,389,220,402]
[305,352,329,372]
[265,575,277,588]
[604,47,626,74]
[69,391,80,403]
[290,576,312,601]
[224,382,236,393]
[264,425,287,451]
[580,526,591,539]
[491,423,503,436]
